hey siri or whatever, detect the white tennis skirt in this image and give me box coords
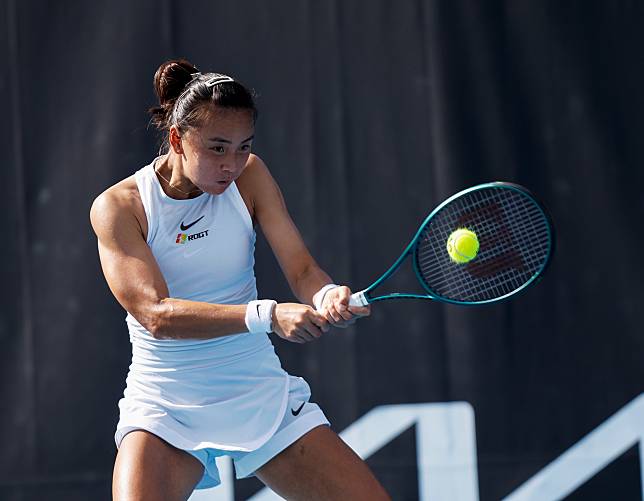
[115,330,294,454]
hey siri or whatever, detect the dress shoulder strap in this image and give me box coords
[134,160,160,244]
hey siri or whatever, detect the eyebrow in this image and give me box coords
[208,135,254,143]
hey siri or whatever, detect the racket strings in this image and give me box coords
[416,187,552,302]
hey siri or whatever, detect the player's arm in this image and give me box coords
[241,155,370,326]
[90,183,256,340]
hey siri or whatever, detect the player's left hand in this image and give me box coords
[319,286,371,329]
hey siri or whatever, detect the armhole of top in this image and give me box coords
[134,165,157,244]
[229,181,254,234]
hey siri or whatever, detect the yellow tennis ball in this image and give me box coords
[446,228,479,264]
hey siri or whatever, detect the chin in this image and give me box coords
[203,181,231,195]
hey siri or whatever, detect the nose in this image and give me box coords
[223,155,246,172]
[220,155,235,173]
[221,149,240,170]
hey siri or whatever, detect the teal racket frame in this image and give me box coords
[349,182,555,307]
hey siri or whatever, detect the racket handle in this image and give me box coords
[349,290,369,307]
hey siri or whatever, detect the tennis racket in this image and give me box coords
[349,182,554,307]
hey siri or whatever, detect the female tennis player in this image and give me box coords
[90,59,389,500]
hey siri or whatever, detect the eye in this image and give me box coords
[238,144,251,152]
[210,146,226,154]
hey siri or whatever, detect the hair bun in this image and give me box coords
[154,58,199,105]
[149,58,198,131]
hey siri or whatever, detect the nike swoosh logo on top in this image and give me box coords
[180,215,205,231]
[291,402,305,416]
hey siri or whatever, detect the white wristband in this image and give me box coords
[313,283,340,311]
[245,300,277,333]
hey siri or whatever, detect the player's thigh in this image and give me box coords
[113,430,204,501]
[255,425,390,501]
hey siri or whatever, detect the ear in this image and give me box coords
[168,125,184,154]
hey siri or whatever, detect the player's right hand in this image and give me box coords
[272,303,329,343]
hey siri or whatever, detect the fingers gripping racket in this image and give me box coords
[349,182,554,307]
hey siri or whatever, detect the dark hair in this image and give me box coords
[148,58,258,151]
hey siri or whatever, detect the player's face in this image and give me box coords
[181,108,255,195]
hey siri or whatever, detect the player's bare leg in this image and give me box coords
[255,425,390,501]
[113,430,204,501]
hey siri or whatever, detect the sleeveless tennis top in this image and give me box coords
[115,157,289,452]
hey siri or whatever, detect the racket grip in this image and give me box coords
[349,290,369,307]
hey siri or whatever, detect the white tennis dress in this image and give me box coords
[114,158,328,489]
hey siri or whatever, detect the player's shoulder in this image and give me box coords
[91,175,139,216]
[239,153,272,183]
[237,153,279,198]
[90,175,145,235]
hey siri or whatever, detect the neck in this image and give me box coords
[155,153,203,200]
